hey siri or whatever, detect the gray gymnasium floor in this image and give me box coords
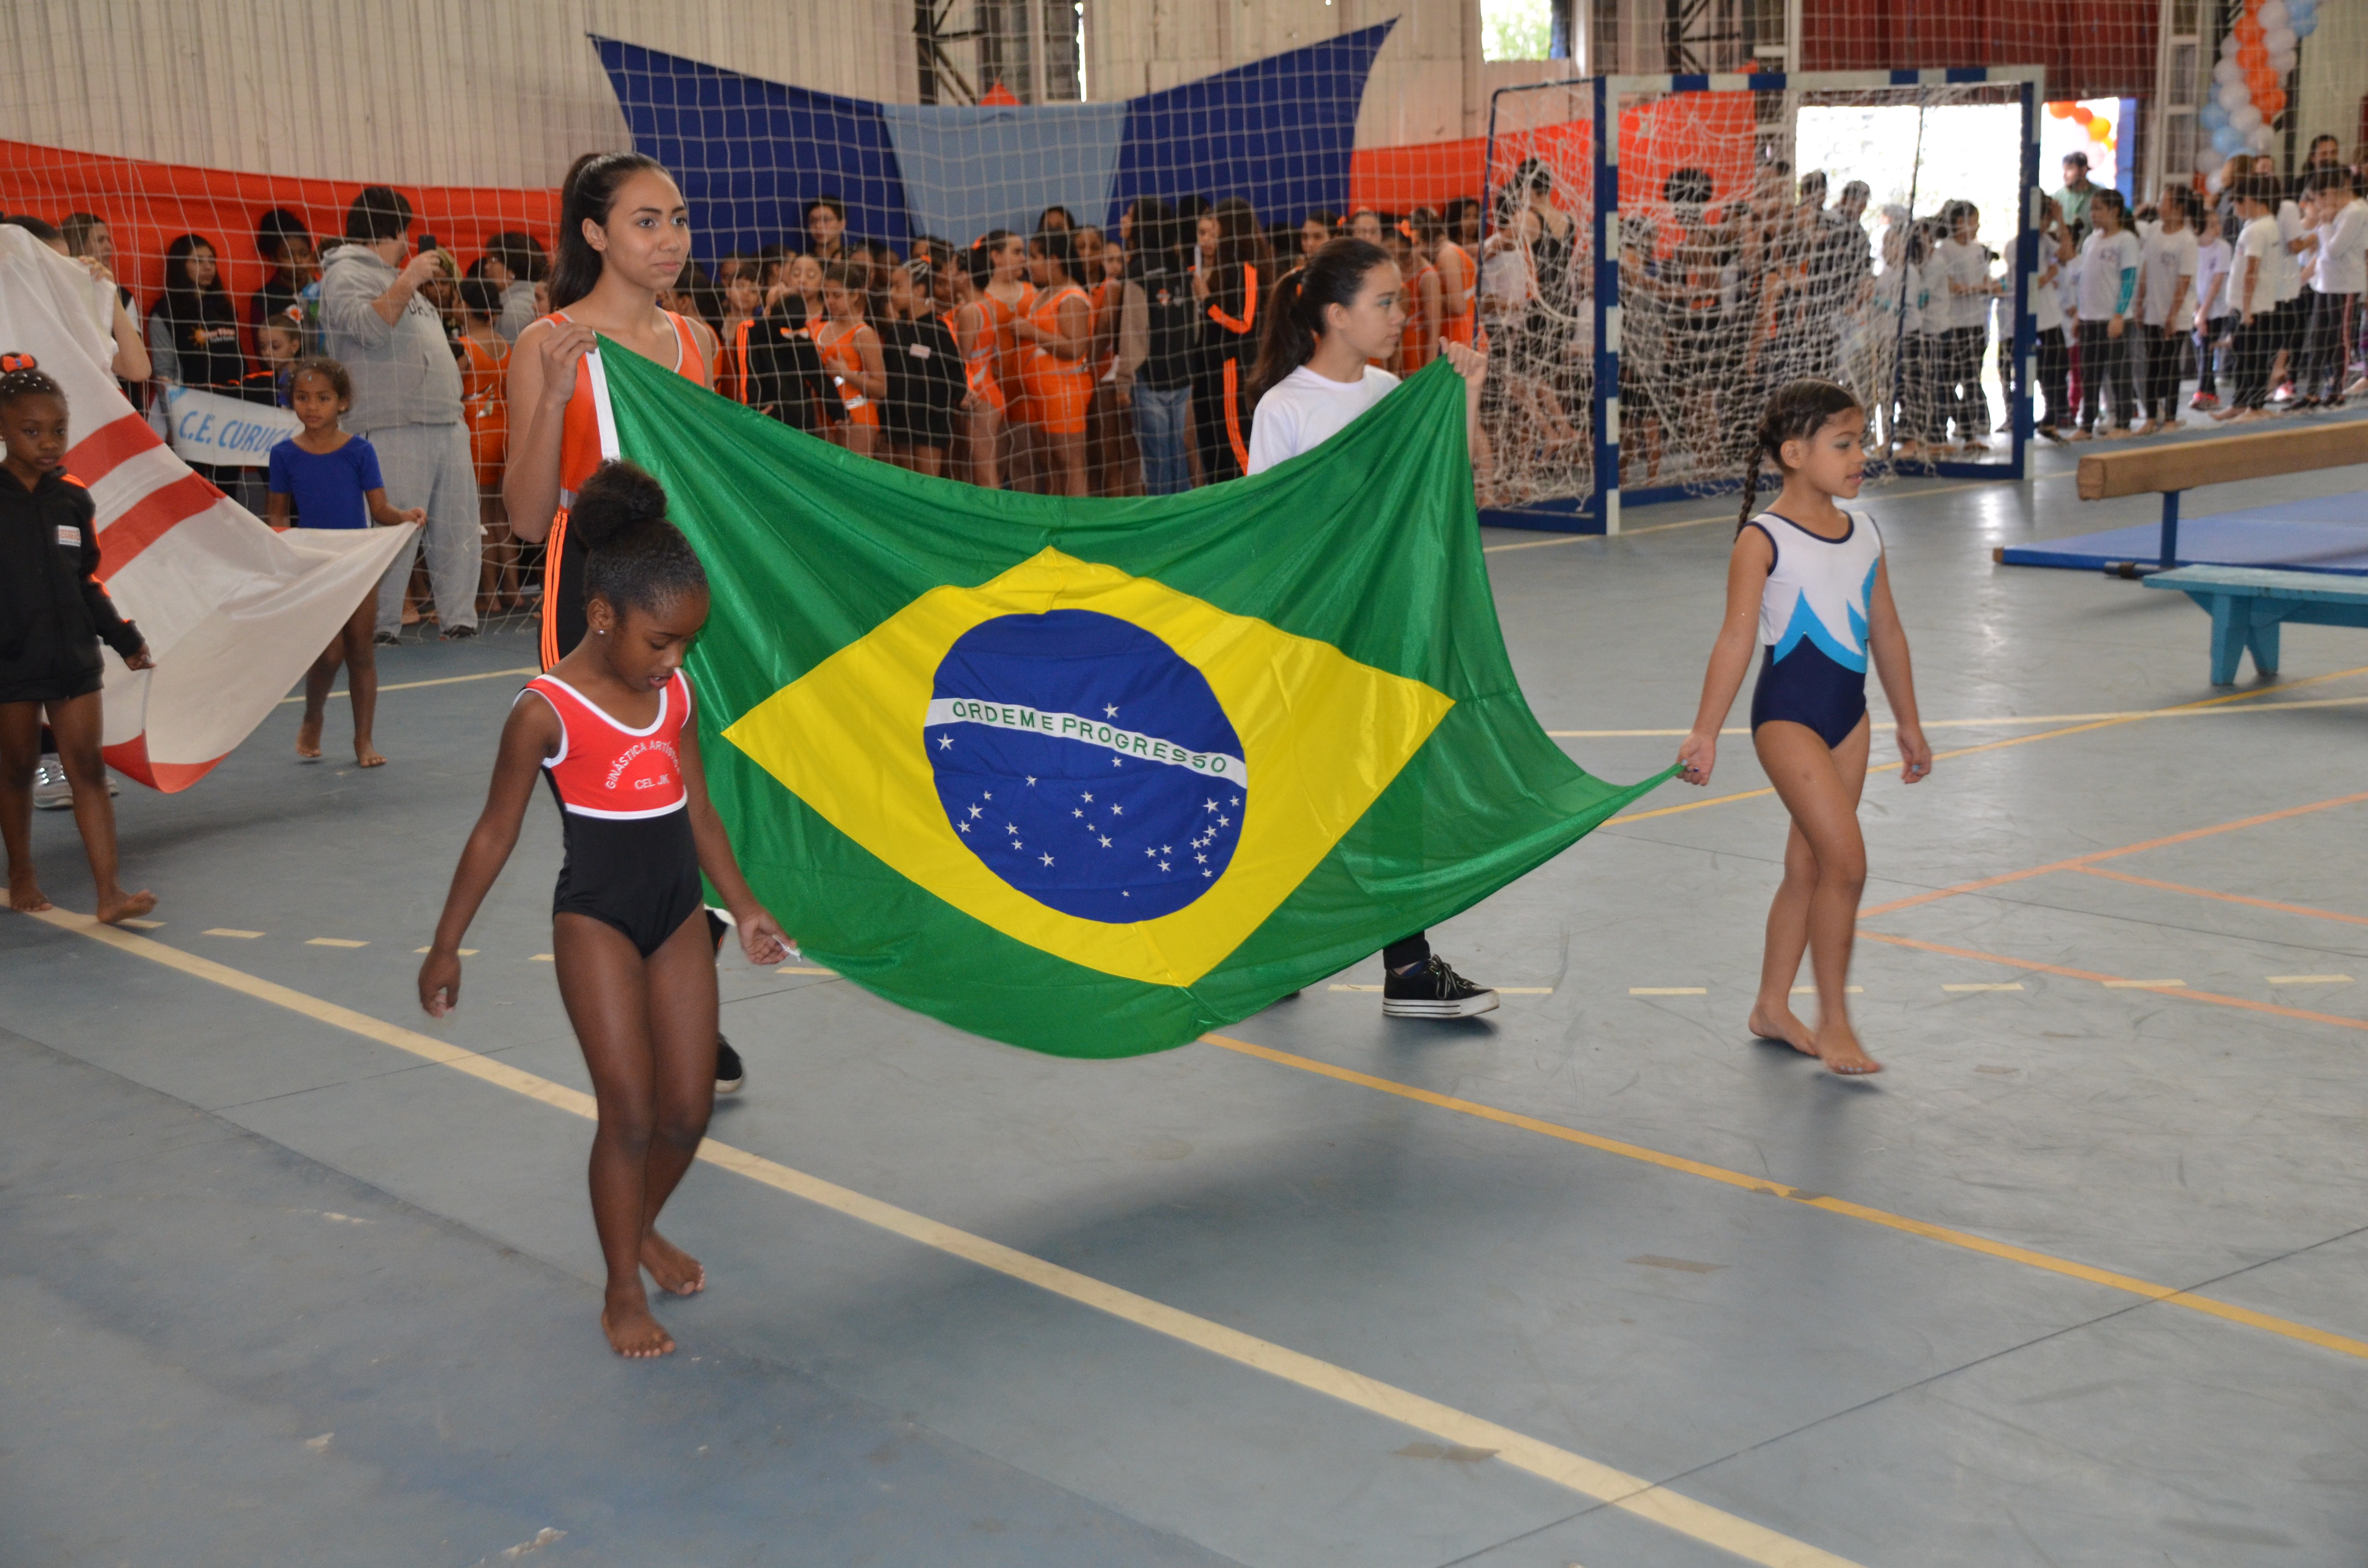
[6,424,2367,1567]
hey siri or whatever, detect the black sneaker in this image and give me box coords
[1381,956,1498,1019]
[373,630,401,647]
[715,1035,745,1095]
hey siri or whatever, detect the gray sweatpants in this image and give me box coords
[362,420,480,636]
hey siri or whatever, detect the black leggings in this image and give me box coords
[2035,326,2070,428]
[2138,323,2185,424]
[1945,325,1990,438]
[2077,320,2135,429]
[2297,292,2358,401]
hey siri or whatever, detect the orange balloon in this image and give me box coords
[2090,118,2113,143]
[2247,65,2279,96]
[2259,86,2287,117]
[2237,40,2268,68]
[2047,101,2075,119]
[2234,14,2265,43]
[2071,105,2094,123]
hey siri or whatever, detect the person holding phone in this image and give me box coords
[318,186,482,641]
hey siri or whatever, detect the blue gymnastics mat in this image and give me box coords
[2000,491,2368,576]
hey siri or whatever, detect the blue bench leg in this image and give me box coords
[2246,611,2281,679]
[2208,594,2246,685]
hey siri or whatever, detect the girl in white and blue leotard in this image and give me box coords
[1673,380,1933,1077]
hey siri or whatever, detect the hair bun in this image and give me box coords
[568,460,670,551]
[0,352,37,374]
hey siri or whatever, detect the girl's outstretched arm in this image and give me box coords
[1675,527,1775,786]
[676,720,792,968]
[418,696,560,1015]
[1864,557,1931,784]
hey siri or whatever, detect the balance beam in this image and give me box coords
[2078,421,2368,573]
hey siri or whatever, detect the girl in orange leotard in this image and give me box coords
[976,229,1037,424]
[1425,201,1478,350]
[456,279,517,612]
[1012,229,1095,496]
[505,151,718,673]
[1394,214,1442,373]
[950,248,1005,489]
[813,261,886,458]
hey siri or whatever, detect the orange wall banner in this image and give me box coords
[0,139,557,311]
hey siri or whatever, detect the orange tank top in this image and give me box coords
[555,308,706,508]
[985,283,1036,385]
[954,305,999,401]
[1401,263,1439,368]
[1027,284,1090,374]
[1436,243,1476,345]
[815,321,872,411]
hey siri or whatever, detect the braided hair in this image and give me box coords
[570,461,708,619]
[0,352,64,411]
[1738,378,1862,532]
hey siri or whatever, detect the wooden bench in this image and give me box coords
[2076,421,2368,573]
[2142,565,2368,685]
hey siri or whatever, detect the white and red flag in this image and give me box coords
[1,225,412,789]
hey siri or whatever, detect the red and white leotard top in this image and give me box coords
[521,670,693,819]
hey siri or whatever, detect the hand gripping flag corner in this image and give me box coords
[592,340,1675,1057]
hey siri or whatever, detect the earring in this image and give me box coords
[596,628,606,636]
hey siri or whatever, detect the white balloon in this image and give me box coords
[2220,80,2252,111]
[2220,29,2242,55]
[2247,124,2275,152]
[2257,0,2288,27]
[2231,103,2263,132]
[2266,25,2297,51]
[2206,169,2227,192]
[2214,55,2242,84]
[2269,47,2297,71]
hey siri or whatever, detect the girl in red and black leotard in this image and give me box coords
[419,462,790,1362]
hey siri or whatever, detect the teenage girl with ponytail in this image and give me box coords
[419,462,789,1359]
[1244,238,1498,1020]
[1674,379,1931,1076]
[505,152,719,674]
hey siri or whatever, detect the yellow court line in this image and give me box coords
[276,666,540,705]
[18,908,1859,1568]
[1604,665,2368,826]
[1548,693,2368,738]
[1199,1033,2368,1364]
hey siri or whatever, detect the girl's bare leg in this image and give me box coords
[1049,428,1087,496]
[1751,715,1877,1075]
[910,442,945,478]
[967,406,1002,490]
[296,637,344,759]
[342,599,383,767]
[846,424,877,461]
[1,702,48,911]
[46,690,154,925]
[552,909,714,1356]
[636,911,721,1296]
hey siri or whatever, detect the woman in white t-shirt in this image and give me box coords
[2218,175,2296,420]
[2133,185,2198,433]
[2031,197,2076,438]
[2070,188,2142,438]
[1935,201,1998,452]
[1243,236,1497,1020]
[2189,207,2237,410]
[2296,169,2365,406]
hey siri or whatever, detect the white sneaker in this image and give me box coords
[32,755,73,810]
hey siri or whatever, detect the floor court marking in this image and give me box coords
[274,665,539,706]
[2067,864,2368,928]
[1858,789,2368,919]
[1479,475,2062,554]
[1605,669,2368,827]
[1858,931,2368,1040]
[1198,1033,2368,1364]
[2268,975,2354,985]
[17,908,1858,1568]
[1549,692,2368,738]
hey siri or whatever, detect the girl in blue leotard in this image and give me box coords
[1674,380,1932,1076]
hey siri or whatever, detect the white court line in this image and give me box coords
[20,906,1863,1568]
[1942,983,2025,992]
[1631,987,1707,996]
[1547,694,2368,738]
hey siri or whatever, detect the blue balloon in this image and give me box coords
[2200,102,2230,131]
[2292,13,2317,34]
[2213,125,2245,155]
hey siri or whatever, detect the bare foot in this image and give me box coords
[602,1292,676,1358]
[641,1230,705,1296]
[1813,1020,1883,1077]
[9,874,52,913]
[1746,1002,1819,1059]
[95,889,158,925]
[354,742,386,768]
[296,712,323,760]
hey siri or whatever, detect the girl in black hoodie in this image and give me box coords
[0,356,157,923]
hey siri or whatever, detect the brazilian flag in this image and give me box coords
[592,344,1673,1057]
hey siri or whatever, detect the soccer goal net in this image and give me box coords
[1480,69,2041,529]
